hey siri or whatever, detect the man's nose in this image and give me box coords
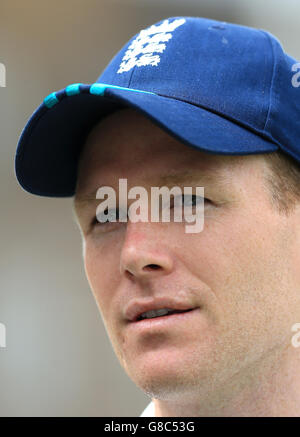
[119,223,174,279]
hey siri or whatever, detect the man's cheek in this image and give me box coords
[83,256,108,311]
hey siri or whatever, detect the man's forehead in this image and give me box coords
[75,108,248,205]
[78,108,246,177]
[74,166,235,206]
[79,108,225,164]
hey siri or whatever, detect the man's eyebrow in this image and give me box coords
[73,169,231,207]
[157,169,226,186]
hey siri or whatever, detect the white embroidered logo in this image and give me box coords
[117,18,186,74]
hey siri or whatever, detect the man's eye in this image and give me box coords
[172,194,209,208]
[183,194,199,207]
[90,195,211,229]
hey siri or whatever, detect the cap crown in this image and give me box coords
[98,16,300,162]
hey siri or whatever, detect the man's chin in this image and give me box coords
[124,354,214,402]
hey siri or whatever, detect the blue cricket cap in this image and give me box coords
[15,16,300,197]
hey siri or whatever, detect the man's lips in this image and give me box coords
[124,298,199,323]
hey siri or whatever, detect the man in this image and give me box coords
[15,17,300,416]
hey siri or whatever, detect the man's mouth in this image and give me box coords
[136,308,194,321]
[124,299,198,323]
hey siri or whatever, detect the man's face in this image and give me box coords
[74,108,300,404]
